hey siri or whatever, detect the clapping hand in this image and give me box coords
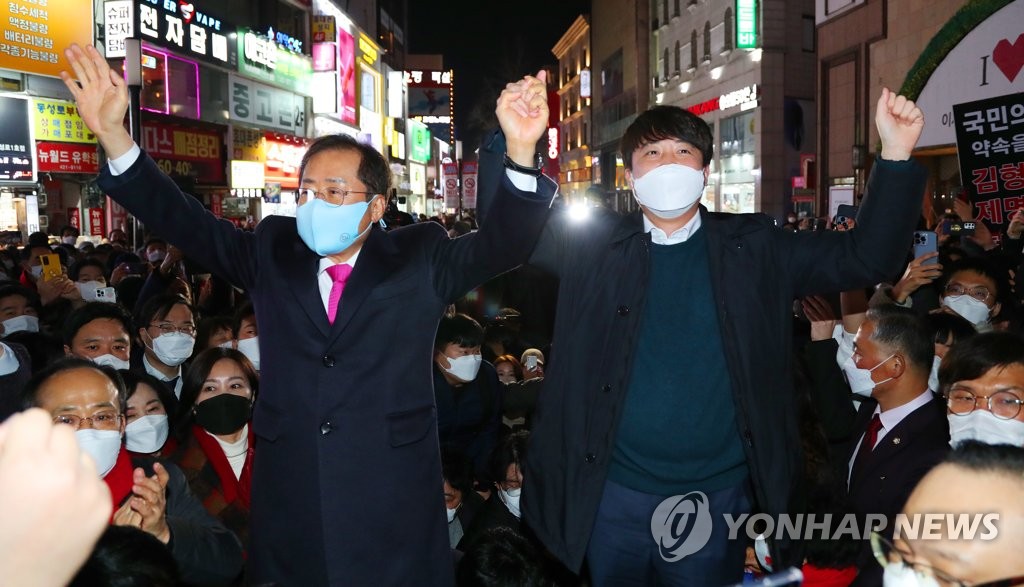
[496,71,549,167]
[875,88,924,162]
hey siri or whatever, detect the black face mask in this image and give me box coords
[194,393,251,435]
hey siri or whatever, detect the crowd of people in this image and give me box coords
[0,42,1023,587]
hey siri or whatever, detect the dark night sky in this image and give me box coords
[407,0,588,149]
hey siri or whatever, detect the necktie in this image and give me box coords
[851,414,883,484]
[326,264,353,325]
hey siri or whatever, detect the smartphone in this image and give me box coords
[93,287,117,303]
[912,231,938,264]
[960,221,976,237]
[836,204,859,225]
[525,355,539,371]
[39,253,62,281]
[124,262,148,274]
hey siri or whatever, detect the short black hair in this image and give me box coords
[60,225,80,237]
[135,294,194,333]
[3,331,64,374]
[298,134,392,198]
[489,430,529,486]
[865,305,934,374]
[944,440,1024,480]
[63,302,133,348]
[21,357,127,413]
[195,315,234,352]
[941,257,1008,300]
[620,105,714,170]
[436,313,484,350]
[21,243,51,261]
[232,300,256,337]
[0,283,41,313]
[455,527,556,587]
[937,331,1024,395]
[68,258,108,283]
[70,526,179,587]
[119,369,178,432]
[925,312,976,347]
[441,444,475,497]
[143,237,167,250]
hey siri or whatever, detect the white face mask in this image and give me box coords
[882,562,941,587]
[91,353,131,371]
[446,505,459,524]
[841,352,895,397]
[942,295,991,327]
[236,337,260,371]
[125,414,169,454]
[29,265,43,280]
[62,236,77,245]
[74,428,122,478]
[148,332,195,367]
[498,486,522,519]
[442,354,482,382]
[147,250,167,263]
[2,314,39,337]
[928,355,942,392]
[631,163,706,219]
[949,410,1024,448]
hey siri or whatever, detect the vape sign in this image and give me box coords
[137,0,237,67]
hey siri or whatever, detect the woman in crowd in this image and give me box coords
[173,347,258,549]
[121,369,177,457]
[459,431,529,552]
[493,354,522,385]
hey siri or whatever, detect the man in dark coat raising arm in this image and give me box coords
[61,44,555,586]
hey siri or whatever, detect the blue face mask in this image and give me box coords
[296,196,377,256]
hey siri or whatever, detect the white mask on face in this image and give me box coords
[148,332,195,367]
[236,337,260,371]
[147,250,167,263]
[124,414,169,454]
[928,355,942,392]
[942,295,991,327]
[498,487,522,519]
[882,562,941,587]
[631,164,705,219]
[92,353,131,371]
[949,410,1024,448]
[2,314,39,337]
[29,265,43,280]
[446,505,459,524]
[74,429,122,478]
[62,236,77,245]
[841,352,896,397]
[442,354,482,382]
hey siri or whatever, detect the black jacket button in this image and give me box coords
[602,384,611,393]
[617,306,629,316]
[323,355,336,367]
[320,421,335,435]
[585,453,596,463]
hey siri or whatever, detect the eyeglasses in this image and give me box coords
[944,283,993,303]
[295,187,374,206]
[871,532,1024,587]
[150,322,196,336]
[946,388,1024,420]
[53,411,123,430]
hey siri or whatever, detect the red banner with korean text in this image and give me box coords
[68,208,80,231]
[36,142,99,173]
[87,207,105,237]
[141,121,225,185]
[953,92,1024,237]
[263,133,308,189]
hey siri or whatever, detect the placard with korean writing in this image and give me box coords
[953,92,1024,236]
[229,75,307,137]
[0,0,93,78]
[104,0,133,58]
[141,121,225,185]
[36,142,99,173]
[33,99,96,144]
[0,96,34,181]
[237,29,313,96]
[137,0,237,68]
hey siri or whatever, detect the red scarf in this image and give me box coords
[192,424,254,509]
[102,448,136,520]
[801,564,858,587]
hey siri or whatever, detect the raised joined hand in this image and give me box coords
[875,88,924,162]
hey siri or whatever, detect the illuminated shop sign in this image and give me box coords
[137,0,237,67]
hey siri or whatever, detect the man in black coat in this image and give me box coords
[479,90,928,583]
[63,44,554,586]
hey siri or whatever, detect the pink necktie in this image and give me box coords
[326,264,353,325]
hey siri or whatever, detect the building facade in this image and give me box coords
[552,15,592,203]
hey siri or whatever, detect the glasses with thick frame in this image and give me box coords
[149,322,197,336]
[944,283,994,303]
[295,187,374,207]
[871,532,1024,587]
[53,411,123,430]
[945,387,1024,420]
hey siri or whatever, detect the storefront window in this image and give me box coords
[719,111,756,213]
[141,48,200,119]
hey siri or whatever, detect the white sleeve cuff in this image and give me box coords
[505,169,538,193]
[108,144,142,176]
[0,343,20,376]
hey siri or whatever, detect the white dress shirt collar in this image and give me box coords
[642,209,703,245]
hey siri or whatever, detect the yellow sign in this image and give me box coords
[32,98,96,144]
[232,127,265,162]
[358,33,378,65]
[0,0,94,78]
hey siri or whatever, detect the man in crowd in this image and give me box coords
[479,88,927,583]
[62,43,555,585]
